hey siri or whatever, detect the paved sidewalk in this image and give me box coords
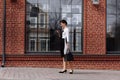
[0,67,120,80]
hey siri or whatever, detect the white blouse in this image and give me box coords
[62,27,70,43]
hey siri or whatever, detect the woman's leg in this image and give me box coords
[67,61,73,73]
[59,57,67,73]
[63,58,67,70]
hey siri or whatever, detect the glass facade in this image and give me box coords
[26,0,83,52]
[107,0,120,53]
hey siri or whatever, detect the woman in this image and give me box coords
[59,20,73,74]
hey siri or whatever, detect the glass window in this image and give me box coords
[39,13,45,28]
[40,39,47,51]
[72,5,82,14]
[29,39,36,52]
[107,0,120,53]
[38,0,48,12]
[62,13,72,26]
[49,0,61,12]
[26,0,83,52]
[61,0,72,13]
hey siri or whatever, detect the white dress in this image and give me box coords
[62,27,70,55]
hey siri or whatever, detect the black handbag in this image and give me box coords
[66,49,74,61]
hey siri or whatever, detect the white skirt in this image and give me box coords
[64,39,68,55]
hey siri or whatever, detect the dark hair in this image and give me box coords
[60,20,67,25]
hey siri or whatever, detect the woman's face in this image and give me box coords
[60,23,65,28]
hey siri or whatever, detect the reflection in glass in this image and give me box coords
[26,0,82,52]
[38,0,48,12]
[49,0,61,12]
[117,1,120,14]
[62,5,71,13]
[61,0,72,5]
[27,0,37,3]
[62,14,72,26]
[72,0,82,5]
[49,13,61,29]
[72,14,82,26]
[29,39,36,52]
[61,0,72,13]
[72,5,82,13]
[107,0,120,52]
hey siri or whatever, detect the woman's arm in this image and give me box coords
[66,28,70,49]
[66,28,69,43]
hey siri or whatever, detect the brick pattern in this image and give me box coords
[1,55,120,70]
[1,0,120,70]
[0,0,107,54]
[5,0,25,54]
[0,0,3,54]
[83,0,106,54]
[0,0,25,54]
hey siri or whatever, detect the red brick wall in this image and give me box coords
[0,0,120,70]
[0,0,3,54]
[83,0,106,54]
[3,55,120,70]
[5,0,25,54]
[0,0,107,55]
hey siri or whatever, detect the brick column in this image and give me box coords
[83,0,106,55]
[5,0,25,54]
[0,0,3,54]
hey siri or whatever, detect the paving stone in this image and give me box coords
[0,67,120,80]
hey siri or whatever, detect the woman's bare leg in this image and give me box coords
[59,58,67,73]
[63,58,67,70]
[67,61,73,71]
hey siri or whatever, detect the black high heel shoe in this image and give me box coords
[59,70,67,73]
[69,70,73,74]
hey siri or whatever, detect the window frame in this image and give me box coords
[30,17,37,28]
[25,0,84,54]
[29,38,37,52]
[39,38,49,51]
[106,0,120,54]
[38,13,46,28]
